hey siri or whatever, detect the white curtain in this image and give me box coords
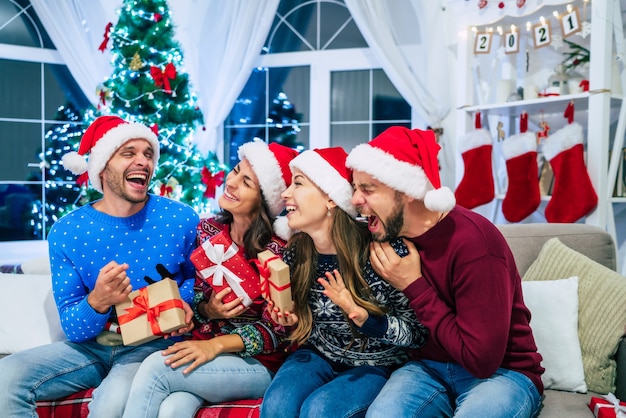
[29,0,116,102]
[344,0,455,185]
[30,0,279,155]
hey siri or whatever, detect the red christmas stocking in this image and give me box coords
[501,132,540,222]
[543,122,598,223]
[455,123,495,209]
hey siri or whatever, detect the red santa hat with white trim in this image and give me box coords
[346,126,456,212]
[62,115,159,193]
[238,141,299,217]
[289,147,357,218]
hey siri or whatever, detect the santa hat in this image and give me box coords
[288,147,358,218]
[238,141,299,217]
[346,126,455,212]
[62,115,159,193]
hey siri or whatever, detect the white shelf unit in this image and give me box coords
[453,0,626,245]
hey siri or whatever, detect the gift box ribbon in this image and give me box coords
[118,287,184,336]
[253,256,291,301]
[199,239,253,306]
[594,393,626,418]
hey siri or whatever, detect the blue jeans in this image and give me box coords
[0,338,173,418]
[365,360,542,418]
[260,349,391,418]
[122,351,273,418]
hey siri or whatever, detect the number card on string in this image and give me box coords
[561,6,581,38]
[504,30,519,54]
[474,32,492,54]
[533,20,551,49]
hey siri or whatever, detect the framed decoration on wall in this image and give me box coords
[504,30,519,54]
[474,32,492,54]
[560,6,582,38]
[533,20,551,49]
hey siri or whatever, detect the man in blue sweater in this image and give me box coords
[0,116,199,417]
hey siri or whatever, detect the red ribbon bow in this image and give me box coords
[98,22,112,53]
[117,287,184,337]
[252,256,291,300]
[160,184,173,197]
[201,168,225,198]
[150,63,177,93]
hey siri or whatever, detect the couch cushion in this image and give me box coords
[523,238,626,394]
[0,273,66,354]
[522,277,586,392]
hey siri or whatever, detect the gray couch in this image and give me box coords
[498,223,625,417]
[0,223,623,417]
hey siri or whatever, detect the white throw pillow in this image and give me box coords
[0,273,66,354]
[522,276,587,393]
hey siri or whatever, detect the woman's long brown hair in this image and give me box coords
[288,208,386,346]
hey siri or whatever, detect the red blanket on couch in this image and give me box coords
[36,389,261,418]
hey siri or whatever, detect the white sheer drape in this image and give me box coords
[29,0,116,102]
[31,0,279,154]
[344,0,455,185]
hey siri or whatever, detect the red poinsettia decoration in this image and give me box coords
[201,167,225,198]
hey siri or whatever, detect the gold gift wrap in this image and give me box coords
[257,250,292,312]
[115,278,186,346]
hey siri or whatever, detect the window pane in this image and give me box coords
[270,66,309,123]
[373,69,411,121]
[267,2,316,53]
[0,120,41,181]
[0,0,55,48]
[44,65,90,120]
[330,123,369,152]
[331,70,369,122]
[0,182,38,240]
[320,2,366,50]
[0,59,41,119]
[373,122,411,138]
[227,68,268,126]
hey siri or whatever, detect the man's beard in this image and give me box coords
[372,200,404,242]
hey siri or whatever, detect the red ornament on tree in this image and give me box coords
[498,2,505,9]
[154,13,162,23]
[98,22,112,53]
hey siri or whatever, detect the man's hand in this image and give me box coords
[88,261,132,313]
[318,270,368,327]
[198,287,245,320]
[370,238,422,291]
[167,300,195,337]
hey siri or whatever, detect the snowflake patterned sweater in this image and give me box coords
[284,239,429,370]
[48,195,199,343]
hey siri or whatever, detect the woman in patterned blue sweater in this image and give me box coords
[261,147,428,418]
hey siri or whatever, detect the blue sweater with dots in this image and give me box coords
[48,195,199,343]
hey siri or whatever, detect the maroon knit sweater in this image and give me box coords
[402,205,545,394]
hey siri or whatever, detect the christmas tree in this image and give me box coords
[27,103,88,238]
[33,0,227,235]
[95,0,227,213]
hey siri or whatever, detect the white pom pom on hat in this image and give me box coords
[62,115,160,193]
[346,126,455,212]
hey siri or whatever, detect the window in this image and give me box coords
[223,0,410,166]
[0,0,88,240]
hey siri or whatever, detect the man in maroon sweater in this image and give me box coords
[347,126,544,418]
